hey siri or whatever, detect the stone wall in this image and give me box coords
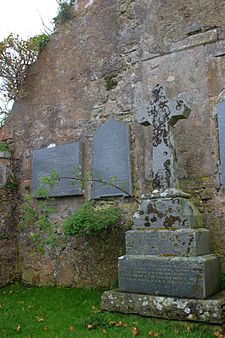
[0,135,18,286]
[1,0,225,286]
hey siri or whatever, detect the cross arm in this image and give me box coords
[137,104,154,126]
[169,99,191,126]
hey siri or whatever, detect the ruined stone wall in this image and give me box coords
[0,126,18,286]
[1,0,225,286]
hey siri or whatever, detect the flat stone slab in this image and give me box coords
[118,254,220,299]
[126,229,211,256]
[133,197,202,229]
[32,142,83,197]
[101,290,225,324]
[92,119,132,198]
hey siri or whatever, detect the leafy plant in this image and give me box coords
[54,0,75,24]
[5,175,19,192]
[0,33,50,127]
[0,143,10,152]
[105,75,118,91]
[29,34,50,53]
[63,202,121,237]
[0,34,38,100]
[20,191,58,251]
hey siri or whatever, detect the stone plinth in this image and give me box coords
[118,254,220,299]
[101,290,225,324]
[126,229,211,256]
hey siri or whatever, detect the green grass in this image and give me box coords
[0,284,223,337]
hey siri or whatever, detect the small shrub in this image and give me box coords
[105,75,118,90]
[54,1,75,24]
[63,202,121,237]
[0,143,10,153]
[5,175,19,192]
[30,34,50,53]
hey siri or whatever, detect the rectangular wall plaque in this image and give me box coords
[32,142,83,197]
[92,119,132,198]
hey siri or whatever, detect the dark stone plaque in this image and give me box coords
[217,100,225,188]
[118,254,220,299]
[32,142,83,197]
[92,119,132,198]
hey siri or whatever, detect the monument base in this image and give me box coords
[101,290,225,324]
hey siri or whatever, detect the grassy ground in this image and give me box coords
[0,284,224,338]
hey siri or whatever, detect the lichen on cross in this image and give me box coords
[140,84,191,193]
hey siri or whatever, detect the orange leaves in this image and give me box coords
[131,326,139,336]
[213,330,224,338]
[36,317,45,323]
[109,320,128,327]
[149,331,160,337]
[67,326,75,332]
[16,324,21,332]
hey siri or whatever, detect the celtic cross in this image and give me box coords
[140,84,191,193]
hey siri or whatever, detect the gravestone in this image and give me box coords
[92,119,132,198]
[217,99,225,188]
[101,85,224,323]
[32,142,83,197]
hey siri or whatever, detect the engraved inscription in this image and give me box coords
[118,257,206,298]
[92,119,132,198]
[32,142,83,197]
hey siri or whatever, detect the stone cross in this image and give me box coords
[140,84,191,192]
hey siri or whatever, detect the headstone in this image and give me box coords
[32,142,83,197]
[101,85,223,323]
[92,119,132,198]
[217,99,225,188]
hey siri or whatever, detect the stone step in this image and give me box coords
[101,290,225,324]
[126,229,211,256]
[118,254,220,299]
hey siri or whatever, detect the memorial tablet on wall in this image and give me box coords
[32,142,83,197]
[92,119,132,198]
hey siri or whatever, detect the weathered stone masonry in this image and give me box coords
[0,134,18,286]
[1,0,225,287]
